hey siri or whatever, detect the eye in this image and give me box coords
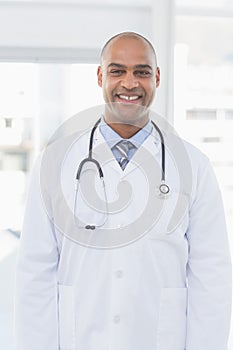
[109,70,125,76]
[135,71,152,77]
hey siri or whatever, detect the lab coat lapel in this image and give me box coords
[92,127,125,174]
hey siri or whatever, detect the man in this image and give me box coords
[15,32,232,350]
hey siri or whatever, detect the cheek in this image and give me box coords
[150,80,157,94]
[103,79,117,94]
[144,82,156,96]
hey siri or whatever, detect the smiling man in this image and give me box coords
[97,32,160,138]
[15,32,232,350]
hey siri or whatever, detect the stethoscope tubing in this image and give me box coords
[74,117,170,229]
[76,117,166,182]
[151,120,165,182]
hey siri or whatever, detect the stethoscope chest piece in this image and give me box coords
[157,181,170,198]
[159,182,170,195]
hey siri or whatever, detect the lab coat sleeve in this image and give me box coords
[186,160,232,350]
[14,155,59,350]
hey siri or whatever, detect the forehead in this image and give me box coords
[102,37,156,68]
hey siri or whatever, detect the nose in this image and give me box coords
[120,72,139,90]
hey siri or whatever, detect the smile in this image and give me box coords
[116,94,142,103]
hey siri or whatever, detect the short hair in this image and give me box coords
[100,31,157,64]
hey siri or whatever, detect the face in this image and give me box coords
[97,36,160,125]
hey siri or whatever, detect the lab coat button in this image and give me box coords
[113,315,121,323]
[115,270,123,278]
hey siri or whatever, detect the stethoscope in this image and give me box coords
[74,117,170,230]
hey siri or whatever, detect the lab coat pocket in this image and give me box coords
[58,284,76,350]
[156,287,187,350]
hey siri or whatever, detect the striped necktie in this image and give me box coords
[115,140,135,170]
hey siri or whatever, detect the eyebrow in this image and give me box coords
[107,63,153,70]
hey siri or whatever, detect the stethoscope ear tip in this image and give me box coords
[85,225,96,230]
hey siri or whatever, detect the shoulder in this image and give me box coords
[166,132,210,174]
[180,138,214,189]
[165,133,216,205]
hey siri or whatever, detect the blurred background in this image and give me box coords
[0,0,232,348]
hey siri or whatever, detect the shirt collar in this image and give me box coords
[99,115,153,150]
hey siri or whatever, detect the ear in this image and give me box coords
[155,67,160,88]
[97,66,103,87]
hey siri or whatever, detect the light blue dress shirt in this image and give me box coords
[99,117,153,165]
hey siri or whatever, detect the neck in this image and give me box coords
[107,122,143,139]
[104,115,149,139]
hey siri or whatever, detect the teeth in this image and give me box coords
[119,95,139,101]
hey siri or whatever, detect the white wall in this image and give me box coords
[0,0,174,122]
[0,2,151,51]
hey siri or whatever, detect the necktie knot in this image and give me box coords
[115,140,135,170]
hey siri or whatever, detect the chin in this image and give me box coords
[105,102,149,127]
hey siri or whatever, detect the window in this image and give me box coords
[174,7,233,346]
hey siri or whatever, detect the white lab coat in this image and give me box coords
[14,123,232,350]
